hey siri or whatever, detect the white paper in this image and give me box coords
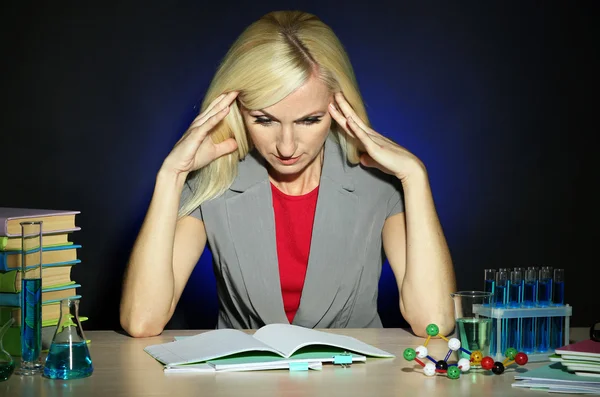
[144,328,282,366]
[164,363,216,373]
[252,324,395,358]
[562,354,600,363]
[512,381,600,394]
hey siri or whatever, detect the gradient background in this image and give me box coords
[1,1,598,331]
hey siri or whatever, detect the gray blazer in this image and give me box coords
[182,135,405,329]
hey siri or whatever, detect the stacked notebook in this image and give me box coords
[0,207,86,356]
[513,339,600,394]
[552,339,600,376]
[144,324,395,373]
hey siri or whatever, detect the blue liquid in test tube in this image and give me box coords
[522,268,537,354]
[493,268,509,355]
[508,269,523,351]
[551,268,565,349]
[21,278,42,362]
[536,267,552,353]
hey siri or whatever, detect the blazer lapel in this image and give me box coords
[226,152,288,325]
[293,137,359,328]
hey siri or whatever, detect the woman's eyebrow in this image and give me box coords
[250,109,326,122]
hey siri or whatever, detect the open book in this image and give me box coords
[144,324,394,372]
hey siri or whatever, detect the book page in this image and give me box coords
[144,329,284,366]
[252,324,395,358]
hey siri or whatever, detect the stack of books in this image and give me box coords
[0,207,85,356]
[512,339,600,393]
[552,339,600,376]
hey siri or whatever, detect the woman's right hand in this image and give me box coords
[161,91,240,176]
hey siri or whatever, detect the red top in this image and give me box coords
[270,182,319,323]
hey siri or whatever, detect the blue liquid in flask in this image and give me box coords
[43,341,93,379]
[21,278,42,362]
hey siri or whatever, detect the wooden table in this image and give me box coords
[1,328,588,396]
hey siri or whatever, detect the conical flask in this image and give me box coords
[0,317,15,382]
[43,298,93,379]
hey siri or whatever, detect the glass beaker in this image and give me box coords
[43,298,93,379]
[451,291,493,361]
[0,317,16,382]
[14,221,44,376]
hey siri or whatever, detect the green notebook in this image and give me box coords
[145,323,393,372]
[513,362,600,394]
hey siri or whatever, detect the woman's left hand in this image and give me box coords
[328,92,425,183]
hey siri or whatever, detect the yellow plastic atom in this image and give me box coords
[470,350,483,365]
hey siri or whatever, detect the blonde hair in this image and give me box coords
[179,10,370,217]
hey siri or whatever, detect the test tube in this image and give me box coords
[494,269,510,355]
[552,269,565,305]
[536,267,552,353]
[495,269,509,307]
[484,269,496,306]
[522,268,537,354]
[508,269,523,351]
[550,269,565,349]
[513,267,526,300]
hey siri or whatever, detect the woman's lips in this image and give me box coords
[276,155,301,165]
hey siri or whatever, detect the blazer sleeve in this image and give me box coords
[386,178,405,218]
[179,180,203,221]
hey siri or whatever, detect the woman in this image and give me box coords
[120,10,456,338]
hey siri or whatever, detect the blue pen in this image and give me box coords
[522,268,537,354]
[508,269,523,351]
[550,268,565,349]
[536,267,552,353]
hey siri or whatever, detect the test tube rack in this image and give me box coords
[473,304,572,362]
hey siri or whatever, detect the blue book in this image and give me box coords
[0,283,81,306]
[0,244,81,271]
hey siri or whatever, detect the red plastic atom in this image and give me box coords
[481,356,495,370]
[515,352,528,366]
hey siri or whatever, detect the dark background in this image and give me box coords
[1,1,598,331]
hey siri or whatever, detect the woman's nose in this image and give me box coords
[276,126,297,158]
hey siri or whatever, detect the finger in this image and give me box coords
[213,138,239,159]
[328,103,356,138]
[198,93,226,118]
[192,91,238,128]
[334,92,371,132]
[189,105,230,142]
[347,116,378,151]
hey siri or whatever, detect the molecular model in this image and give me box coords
[402,323,529,379]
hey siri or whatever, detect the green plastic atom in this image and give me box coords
[426,323,439,336]
[447,366,461,379]
[403,348,416,361]
[504,347,518,360]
